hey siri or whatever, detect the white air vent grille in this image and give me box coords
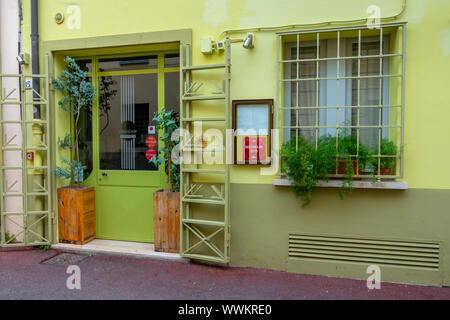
[289,234,440,270]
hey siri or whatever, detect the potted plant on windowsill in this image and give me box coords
[280,136,335,207]
[335,135,371,181]
[373,139,397,178]
[151,109,180,253]
[280,134,374,207]
[53,57,96,245]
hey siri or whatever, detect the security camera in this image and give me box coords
[216,41,225,52]
[243,33,254,49]
[16,53,29,65]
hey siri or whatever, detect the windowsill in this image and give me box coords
[273,178,408,190]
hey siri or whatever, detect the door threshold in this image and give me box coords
[52,239,188,263]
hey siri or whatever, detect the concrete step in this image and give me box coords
[52,239,189,263]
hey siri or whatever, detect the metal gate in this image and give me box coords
[0,55,52,247]
[179,39,231,263]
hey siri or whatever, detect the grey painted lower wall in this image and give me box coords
[229,184,450,286]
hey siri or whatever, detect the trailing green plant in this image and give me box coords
[378,139,397,170]
[150,108,180,192]
[335,134,372,197]
[281,136,335,207]
[53,57,95,187]
[281,134,374,206]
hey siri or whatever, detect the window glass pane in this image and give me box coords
[289,46,317,143]
[98,55,157,72]
[75,59,92,73]
[99,74,159,171]
[164,72,180,113]
[165,53,180,68]
[78,77,93,180]
[351,42,382,149]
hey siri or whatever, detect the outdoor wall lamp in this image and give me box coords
[201,33,255,55]
[16,53,30,66]
[243,33,254,49]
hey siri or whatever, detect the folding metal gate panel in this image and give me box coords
[0,55,52,247]
[180,39,231,264]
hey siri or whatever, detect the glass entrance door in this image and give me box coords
[87,52,179,242]
[98,73,160,186]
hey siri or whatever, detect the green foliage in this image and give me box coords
[379,139,397,170]
[150,109,180,192]
[4,232,13,243]
[53,57,95,187]
[54,158,86,183]
[53,57,95,116]
[53,163,71,180]
[58,134,73,150]
[335,134,372,197]
[281,136,335,207]
[281,134,374,207]
[36,245,51,250]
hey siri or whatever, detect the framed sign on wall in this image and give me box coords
[232,99,273,165]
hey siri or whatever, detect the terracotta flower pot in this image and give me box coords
[335,160,365,180]
[374,168,393,179]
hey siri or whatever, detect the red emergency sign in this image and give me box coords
[146,149,157,160]
[146,136,157,148]
[243,137,267,163]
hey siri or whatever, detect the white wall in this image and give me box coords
[0,0,24,242]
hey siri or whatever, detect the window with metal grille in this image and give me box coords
[277,23,406,178]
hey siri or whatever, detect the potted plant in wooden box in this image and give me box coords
[150,109,180,253]
[53,57,96,245]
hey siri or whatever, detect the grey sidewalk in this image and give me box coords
[1,249,449,300]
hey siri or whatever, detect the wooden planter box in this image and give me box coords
[153,190,180,253]
[57,186,95,245]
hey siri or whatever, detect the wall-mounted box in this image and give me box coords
[201,37,214,54]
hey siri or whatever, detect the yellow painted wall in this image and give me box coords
[19,0,450,189]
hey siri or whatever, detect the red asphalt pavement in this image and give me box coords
[0,248,449,300]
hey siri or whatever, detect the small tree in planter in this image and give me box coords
[53,57,96,245]
[150,109,180,253]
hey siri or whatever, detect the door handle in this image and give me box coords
[102,172,108,177]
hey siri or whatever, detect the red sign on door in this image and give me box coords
[146,136,157,148]
[146,149,157,160]
[243,137,267,163]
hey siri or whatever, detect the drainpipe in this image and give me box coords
[31,0,40,119]
[30,0,45,240]
[18,0,23,75]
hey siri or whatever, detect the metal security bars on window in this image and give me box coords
[276,23,406,179]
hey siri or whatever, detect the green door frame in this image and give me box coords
[42,29,192,244]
